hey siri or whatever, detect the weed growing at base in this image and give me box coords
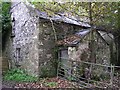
[3,68,38,82]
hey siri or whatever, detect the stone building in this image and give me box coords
[3,2,91,77]
[56,29,114,77]
[57,29,114,65]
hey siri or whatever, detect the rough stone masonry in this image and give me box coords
[10,2,40,76]
[4,1,58,77]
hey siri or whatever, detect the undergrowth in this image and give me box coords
[44,82,58,87]
[3,68,38,82]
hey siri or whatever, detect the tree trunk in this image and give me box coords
[109,42,114,64]
[113,33,120,66]
[113,2,120,66]
[117,36,120,66]
[116,2,120,66]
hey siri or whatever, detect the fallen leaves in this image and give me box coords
[14,77,76,88]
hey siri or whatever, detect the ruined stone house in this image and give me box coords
[3,2,91,77]
[57,29,114,63]
[56,29,114,77]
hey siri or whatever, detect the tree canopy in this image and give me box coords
[2,2,11,36]
[31,2,119,30]
[2,2,11,49]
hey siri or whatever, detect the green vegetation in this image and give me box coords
[2,2,11,50]
[2,2,11,32]
[67,76,76,81]
[44,82,58,87]
[3,68,38,82]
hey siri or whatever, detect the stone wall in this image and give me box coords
[38,20,61,77]
[67,43,89,62]
[38,19,55,77]
[38,19,81,77]
[9,2,39,76]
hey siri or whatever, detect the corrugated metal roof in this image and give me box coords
[36,10,91,28]
[75,29,90,36]
[98,31,114,44]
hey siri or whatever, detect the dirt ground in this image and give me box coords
[2,77,77,89]
[2,77,120,89]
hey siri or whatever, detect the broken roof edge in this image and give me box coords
[56,32,88,46]
[56,29,114,46]
[36,9,91,28]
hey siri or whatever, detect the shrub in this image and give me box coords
[3,68,38,82]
